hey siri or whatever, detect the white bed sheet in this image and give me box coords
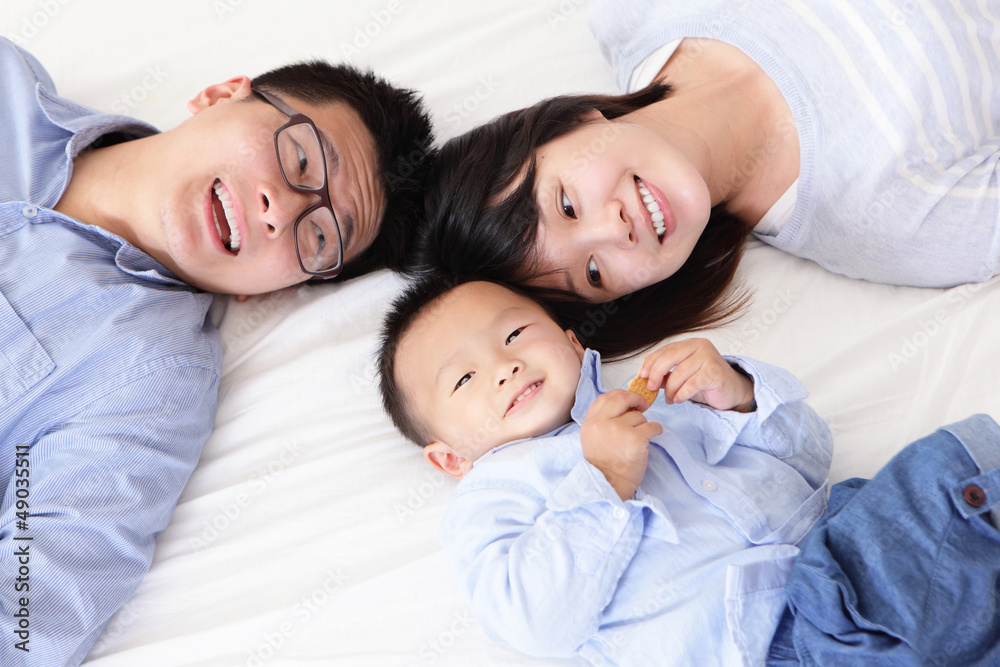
[2,1,998,665]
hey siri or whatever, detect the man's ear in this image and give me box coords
[565,329,586,361]
[423,441,472,479]
[187,75,253,114]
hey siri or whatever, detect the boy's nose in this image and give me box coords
[497,364,520,386]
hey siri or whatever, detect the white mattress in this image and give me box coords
[3,1,998,665]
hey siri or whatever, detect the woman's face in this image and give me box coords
[527,113,712,301]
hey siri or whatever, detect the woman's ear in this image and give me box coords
[582,107,608,123]
[423,442,472,479]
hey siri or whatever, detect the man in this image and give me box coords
[0,36,433,665]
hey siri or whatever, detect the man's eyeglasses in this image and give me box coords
[253,87,343,279]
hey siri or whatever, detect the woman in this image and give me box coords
[419,0,1000,358]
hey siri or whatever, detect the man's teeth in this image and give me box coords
[212,181,241,251]
[510,381,542,409]
[637,178,666,240]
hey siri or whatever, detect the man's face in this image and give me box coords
[146,77,385,294]
[396,281,586,478]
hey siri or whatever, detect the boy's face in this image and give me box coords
[396,281,586,478]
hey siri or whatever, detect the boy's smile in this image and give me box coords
[395,281,586,478]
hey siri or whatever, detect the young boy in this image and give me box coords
[378,279,1000,666]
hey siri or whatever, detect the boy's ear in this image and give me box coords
[187,75,253,114]
[565,329,586,361]
[424,442,472,479]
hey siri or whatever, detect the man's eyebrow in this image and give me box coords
[339,210,355,252]
[318,129,353,250]
[319,129,340,177]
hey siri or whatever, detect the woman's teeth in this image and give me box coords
[637,177,666,240]
[213,180,241,252]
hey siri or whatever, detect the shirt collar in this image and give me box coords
[36,84,190,288]
[475,349,606,459]
[569,349,606,426]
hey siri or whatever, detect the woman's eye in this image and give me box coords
[586,258,601,287]
[560,191,576,219]
[455,372,473,391]
[506,327,525,345]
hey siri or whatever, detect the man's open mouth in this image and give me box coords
[211,179,241,255]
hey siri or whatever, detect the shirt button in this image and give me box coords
[702,479,718,492]
[963,484,987,508]
[21,206,38,219]
[613,507,627,520]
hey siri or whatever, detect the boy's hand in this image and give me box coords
[639,338,754,412]
[580,390,662,502]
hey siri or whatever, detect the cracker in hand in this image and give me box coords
[625,372,657,405]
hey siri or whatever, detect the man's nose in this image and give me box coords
[259,185,317,236]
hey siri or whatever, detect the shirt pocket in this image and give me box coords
[0,290,54,405]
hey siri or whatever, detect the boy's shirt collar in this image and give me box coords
[475,349,604,461]
[569,349,605,426]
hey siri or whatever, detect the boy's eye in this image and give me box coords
[560,190,576,219]
[586,258,601,287]
[454,372,473,391]
[506,327,525,345]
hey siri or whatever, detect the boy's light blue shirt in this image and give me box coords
[0,37,220,665]
[441,350,832,666]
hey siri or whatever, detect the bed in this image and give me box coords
[4,0,998,664]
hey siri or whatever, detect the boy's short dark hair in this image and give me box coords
[378,277,562,447]
[253,60,436,279]
[378,276,460,446]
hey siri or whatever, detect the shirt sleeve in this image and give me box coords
[650,355,833,491]
[441,454,648,658]
[0,366,218,667]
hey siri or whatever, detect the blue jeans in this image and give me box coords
[768,414,1000,666]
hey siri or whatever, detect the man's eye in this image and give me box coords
[561,191,576,219]
[506,327,525,345]
[455,373,473,391]
[586,258,601,287]
[296,143,309,175]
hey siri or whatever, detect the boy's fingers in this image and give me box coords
[637,421,662,440]
[601,388,650,414]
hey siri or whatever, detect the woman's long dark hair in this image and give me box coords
[416,84,752,359]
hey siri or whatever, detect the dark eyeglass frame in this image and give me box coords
[253,87,343,279]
